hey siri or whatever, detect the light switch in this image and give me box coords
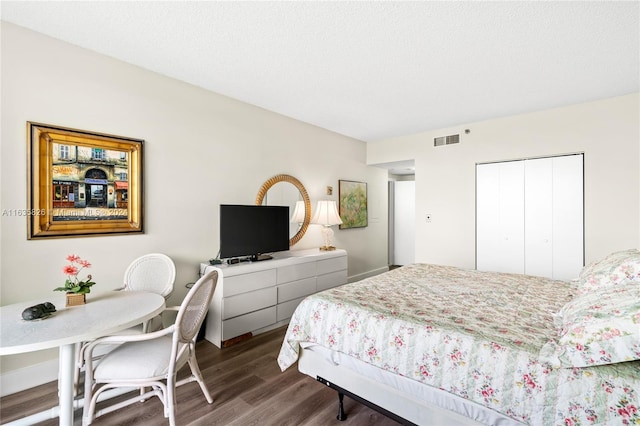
[426,214,432,223]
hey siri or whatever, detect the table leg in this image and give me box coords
[59,344,76,425]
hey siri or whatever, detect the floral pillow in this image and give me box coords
[547,285,640,368]
[578,249,640,293]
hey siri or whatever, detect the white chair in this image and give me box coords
[74,253,177,393]
[82,269,218,426]
[122,253,176,332]
[123,253,176,296]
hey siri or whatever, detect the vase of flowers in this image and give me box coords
[54,255,96,306]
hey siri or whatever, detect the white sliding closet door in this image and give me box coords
[476,161,525,274]
[551,155,584,280]
[524,158,554,278]
[477,154,584,280]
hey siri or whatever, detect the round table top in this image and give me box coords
[0,291,166,355]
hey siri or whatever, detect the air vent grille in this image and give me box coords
[434,134,460,147]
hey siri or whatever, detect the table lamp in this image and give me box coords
[311,200,342,251]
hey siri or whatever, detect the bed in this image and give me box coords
[278,249,640,425]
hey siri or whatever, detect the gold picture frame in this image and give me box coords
[27,122,144,239]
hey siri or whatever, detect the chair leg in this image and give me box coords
[167,374,177,426]
[188,355,213,403]
[82,385,102,426]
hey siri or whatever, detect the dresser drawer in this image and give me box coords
[223,287,277,320]
[317,270,348,292]
[277,277,316,303]
[223,269,276,297]
[277,262,316,284]
[317,256,347,275]
[222,306,277,341]
[277,297,306,322]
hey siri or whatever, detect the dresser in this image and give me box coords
[200,248,347,348]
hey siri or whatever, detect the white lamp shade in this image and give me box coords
[290,200,306,223]
[311,200,343,226]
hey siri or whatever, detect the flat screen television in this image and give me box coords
[219,204,290,261]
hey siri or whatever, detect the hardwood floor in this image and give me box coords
[0,326,400,425]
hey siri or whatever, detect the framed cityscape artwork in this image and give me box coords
[26,122,144,239]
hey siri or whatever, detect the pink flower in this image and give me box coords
[63,265,78,276]
[55,255,96,294]
[565,417,575,426]
[523,374,537,389]
[618,407,630,418]
[419,365,430,377]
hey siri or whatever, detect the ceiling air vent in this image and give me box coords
[434,134,460,147]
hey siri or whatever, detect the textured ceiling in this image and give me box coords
[1,1,639,143]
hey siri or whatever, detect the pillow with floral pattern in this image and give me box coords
[578,249,640,293]
[547,285,640,367]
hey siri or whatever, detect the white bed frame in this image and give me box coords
[298,344,524,426]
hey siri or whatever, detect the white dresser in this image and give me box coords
[201,248,347,348]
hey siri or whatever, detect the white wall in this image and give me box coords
[0,22,388,382]
[368,94,639,269]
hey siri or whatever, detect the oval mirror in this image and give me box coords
[256,174,311,246]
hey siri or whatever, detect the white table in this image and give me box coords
[0,291,166,425]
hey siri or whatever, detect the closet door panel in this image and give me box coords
[477,162,525,274]
[552,155,584,280]
[524,158,553,278]
[476,164,500,271]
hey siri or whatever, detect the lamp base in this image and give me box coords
[319,245,337,251]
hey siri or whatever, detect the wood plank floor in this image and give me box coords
[0,326,400,425]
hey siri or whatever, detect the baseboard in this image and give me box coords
[348,266,389,283]
[0,358,59,397]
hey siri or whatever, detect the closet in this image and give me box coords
[476,154,583,280]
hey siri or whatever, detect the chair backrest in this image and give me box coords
[124,253,176,298]
[174,269,218,344]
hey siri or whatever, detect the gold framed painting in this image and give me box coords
[338,180,367,229]
[26,122,144,239]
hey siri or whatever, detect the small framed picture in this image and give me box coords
[338,180,367,229]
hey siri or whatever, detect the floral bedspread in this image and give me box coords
[277,264,640,425]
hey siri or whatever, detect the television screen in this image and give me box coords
[219,204,290,261]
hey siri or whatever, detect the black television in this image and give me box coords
[219,204,290,261]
